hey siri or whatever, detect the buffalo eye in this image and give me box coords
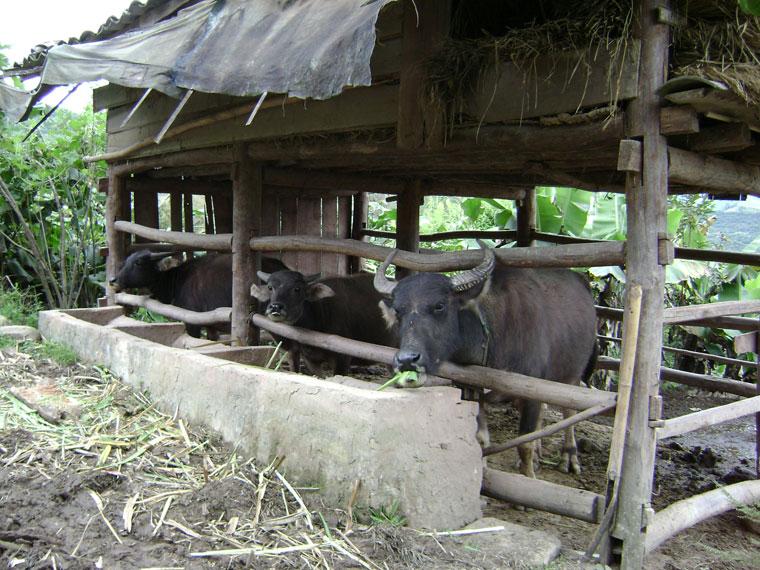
[267,285,273,291]
[433,302,445,314]
[293,287,301,293]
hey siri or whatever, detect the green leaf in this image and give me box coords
[462,198,483,221]
[666,208,683,237]
[739,0,760,16]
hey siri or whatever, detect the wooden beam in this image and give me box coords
[109,147,235,176]
[660,106,700,136]
[264,167,405,194]
[645,480,760,554]
[668,146,760,196]
[114,220,231,250]
[127,177,231,196]
[687,123,754,154]
[482,468,604,524]
[396,179,421,273]
[170,191,182,232]
[231,144,260,345]
[249,236,626,270]
[664,88,760,132]
[516,188,536,247]
[132,191,159,243]
[653,395,760,439]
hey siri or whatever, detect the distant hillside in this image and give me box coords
[707,199,760,252]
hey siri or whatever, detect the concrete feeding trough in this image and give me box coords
[38,307,483,529]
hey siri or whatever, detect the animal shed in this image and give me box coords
[3,0,760,568]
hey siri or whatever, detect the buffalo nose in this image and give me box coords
[394,350,421,371]
[268,303,284,314]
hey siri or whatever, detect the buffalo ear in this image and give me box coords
[378,298,397,329]
[157,257,182,271]
[306,282,335,301]
[250,283,270,302]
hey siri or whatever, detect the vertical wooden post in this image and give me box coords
[204,194,216,234]
[612,1,670,568]
[105,169,128,304]
[396,180,421,278]
[183,193,194,233]
[231,143,261,346]
[133,191,159,243]
[349,192,368,274]
[397,0,451,150]
[516,187,536,247]
[170,191,182,232]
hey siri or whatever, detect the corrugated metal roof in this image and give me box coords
[9,0,198,72]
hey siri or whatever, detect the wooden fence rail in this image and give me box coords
[114,221,232,251]
[251,314,616,410]
[114,293,231,326]
[651,395,760,439]
[250,235,625,270]
[645,480,760,554]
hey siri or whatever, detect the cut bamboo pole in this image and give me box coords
[608,284,643,481]
[644,480,760,554]
[652,395,760,439]
[114,221,232,251]
[482,468,604,523]
[482,401,616,456]
[114,293,231,326]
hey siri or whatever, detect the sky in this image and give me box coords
[0,0,140,110]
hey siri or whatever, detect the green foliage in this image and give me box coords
[367,501,407,527]
[31,340,79,366]
[131,307,171,324]
[0,280,43,327]
[1,95,107,310]
[739,0,760,16]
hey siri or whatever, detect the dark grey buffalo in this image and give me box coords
[110,250,287,338]
[374,246,597,477]
[251,270,397,376]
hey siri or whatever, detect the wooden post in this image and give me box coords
[170,191,182,232]
[349,192,368,274]
[231,144,261,346]
[612,2,670,568]
[133,191,159,243]
[396,180,421,278]
[397,0,451,150]
[516,187,536,247]
[183,193,194,233]
[105,169,128,304]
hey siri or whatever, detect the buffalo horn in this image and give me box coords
[374,250,398,296]
[148,251,175,261]
[450,247,495,292]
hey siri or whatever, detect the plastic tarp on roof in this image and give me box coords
[32,0,392,104]
[0,82,31,122]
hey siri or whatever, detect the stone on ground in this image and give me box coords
[0,325,41,341]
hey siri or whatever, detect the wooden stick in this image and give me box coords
[663,300,760,324]
[645,480,760,554]
[668,146,760,197]
[114,221,231,251]
[361,229,520,243]
[251,314,616,410]
[120,88,152,128]
[597,305,760,332]
[482,401,616,456]
[482,468,604,523]
[608,284,643,481]
[114,293,231,325]
[155,90,194,144]
[597,356,757,398]
[598,335,754,368]
[249,235,625,270]
[652,395,760,439]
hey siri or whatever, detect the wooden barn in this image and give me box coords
[3,0,760,567]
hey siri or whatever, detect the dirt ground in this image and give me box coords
[1,343,758,569]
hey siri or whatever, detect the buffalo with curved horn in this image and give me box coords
[374,244,597,477]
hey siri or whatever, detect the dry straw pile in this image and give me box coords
[426,0,760,121]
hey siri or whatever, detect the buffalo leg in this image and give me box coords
[560,407,582,474]
[517,399,543,478]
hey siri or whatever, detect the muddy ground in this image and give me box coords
[1,343,758,569]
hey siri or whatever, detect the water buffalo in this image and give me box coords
[251,270,397,376]
[374,246,597,477]
[110,250,288,338]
